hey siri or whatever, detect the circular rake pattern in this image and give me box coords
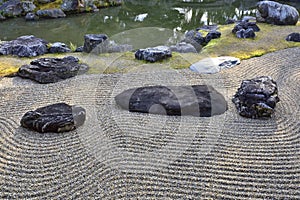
[0,47,299,199]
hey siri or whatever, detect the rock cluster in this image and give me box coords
[232,76,280,118]
[20,103,86,133]
[17,56,89,83]
[115,85,228,117]
[232,21,260,39]
[135,46,172,62]
[256,1,299,25]
[0,0,35,17]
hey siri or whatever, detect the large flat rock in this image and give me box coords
[115,85,228,117]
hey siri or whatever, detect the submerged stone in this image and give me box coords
[17,56,89,83]
[115,85,228,117]
[135,46,172,62]
[232,76,280,119]
[190,56,240,74]
[20,103,86,133]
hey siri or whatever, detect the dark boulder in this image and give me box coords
[185,30,206,46]
[20,103,86,133]
[115,85,227,117]
[225,18,236,24]
[37,0,55,4]
[232,76,280,118]
[135,46,172,62]
[48,42,71,53]
[169,42,197,53]
[286,33,300,42]
[17,56,89,83]
[83,34,108,53]
[256,1,299,25]
[25,12,38,21]
[0,35,48,57]
[205,30,221,43]
[75,46,83,52]
[232,21,259,39]
[36,9,66,19]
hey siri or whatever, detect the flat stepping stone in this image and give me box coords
[232,76,280,118]
[17,56,89,83]
[20,103,86,133]
[190,56,240,74]
[115,85,228,117]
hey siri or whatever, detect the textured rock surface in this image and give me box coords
[135,46,172,62]
[190,56,240,74]
[36,9,66,18]
[169,42,197,53]
[90,40,133,54]
[286,33,300,42]
[48,42,71,53]
[17,56,89,83]
[0,35,48,57]
[232,76,280,118]
[0,0,34,17]
[83,34,108,53]
[20,103,86,133]
[115,85,228,117]
[256,1,299,25]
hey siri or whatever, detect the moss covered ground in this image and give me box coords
[0,22,299,77]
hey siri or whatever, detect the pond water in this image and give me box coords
[0,0,299,47]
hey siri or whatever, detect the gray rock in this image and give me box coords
[236,29,245,39]
[135,46,172,62]
[243,28,255,38]
[83,34,108,53]
[90,40,133,54]
[21,1,36,13]
[20,103,86,133]
[25,12,38,21]
[48,42,71,53]
[232,76,280,118]
[232,21,260,34]
[242,16,256,22]
[61,0,78,12]
[185,30,206,46]
[0,0,23,17]
[205,30,221,43]
[225,18,236,24]
[37,0,55,4]
[169,42,197,53]
[17,56,89,83]
[190,56,240,74]
[36,9,66,19]
[286,33,300,42]
[256,1,299,25]
[0,35,48,57]
[115,85,228,117]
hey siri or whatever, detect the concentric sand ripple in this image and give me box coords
[0,47,300,199]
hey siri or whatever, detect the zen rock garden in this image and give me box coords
[0,0,299,133]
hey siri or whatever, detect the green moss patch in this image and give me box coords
[202,23,300,60]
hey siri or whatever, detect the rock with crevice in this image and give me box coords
[135,46,172,62]
[115,85,228,117]
[83,34,108,53]
[0,35,48,57]
[20,103,86,133]
[232,76,280,118]
[256,1,299,25]
[17,56,89,83]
